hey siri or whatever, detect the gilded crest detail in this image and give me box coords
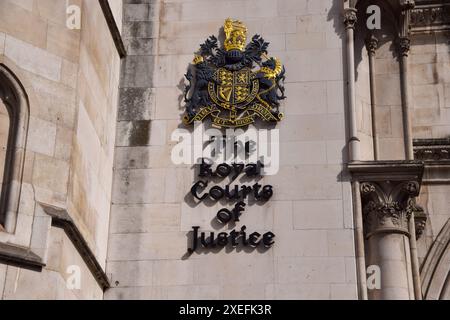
[183,19,286,128]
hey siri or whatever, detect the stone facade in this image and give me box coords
[0,0,448,300]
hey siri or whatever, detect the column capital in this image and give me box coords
[348,160,425,238]
[343,8,358,30]
[365,34,379,56]
[398,36,411,57]
[361,180,420,238]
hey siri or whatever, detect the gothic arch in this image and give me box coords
[421,218,450,299]
[0,64,30,233]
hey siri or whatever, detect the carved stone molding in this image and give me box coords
[410,1,450,33]
[414,138,450,161]
[344,8,358,30]
[348,161,425,239]
[41,204,110,291]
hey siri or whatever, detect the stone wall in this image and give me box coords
[411,32,450,139]
[0,0,122,299]
[106,0,358,300]
[0,101,8,197]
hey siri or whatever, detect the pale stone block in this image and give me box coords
[46,22,80,62]
[389,106,404,138]
[221,284,266,300]
[76,101,101,169]
[167,285,221,300]
[278,0,308,16]
[376,106,392,137]
[3,269,59,300]
[32,154,70,193]
[283,49,343,82]
[6,0,33,11]
[154,87,185,120]
[27,116,57,157]
[330,284,358,300]
[109,0,124,32]
[29,215,52,261]
[265,166,343,201]
[345,257,358,284]
[0,264,6,293]
[280,141,327,166]
[286,33,326,50]
[26,71,77,128]
[411,63,438,85]
[18,183,35,216]
[280,114,345,141]
[60,59,78,89]
[445,83,450,109]
[307,0,333,15]
[0,2,47,48]
[273,201,294,233]
[0,32,5,54]
[327,229,355,257]
[266,284,330,299]
[293,200,344,229]
[5,35,62,81]
[104,286,168,300]
[327,80,345,114]
[412,84,444,110]
[326,140,346,164]
[274,230,328,257]
[378,138,405,160]
[284,82,327,115]
[153,54,192,88]
[153,260,194,286]
[247,17,297,35]
[35,0,68,26]
[107,261,153,287]
[375,74,402,106]
[110,204,180,234]
[193,253,275,285]
[276,257,346,284]
[54,126,73,161]
[107,232,187,261]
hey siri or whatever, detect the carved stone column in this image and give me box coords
[349,161,424,300]
[365,34,379,160]
[343,8,360,161]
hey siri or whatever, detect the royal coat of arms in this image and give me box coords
[183,19,286,128]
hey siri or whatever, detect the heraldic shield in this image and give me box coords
[183,18,286,128]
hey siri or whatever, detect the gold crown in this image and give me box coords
[193,54,204,65]
[224,18,247,52]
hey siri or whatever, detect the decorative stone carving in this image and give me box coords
[414,139,450,161]
[343,8,358,30]
[365,34,378,56]
[398,37,411,57]
[400,0,416,10]
[361,181,420,238]
[348,161,426,239]
[412,202,427,239]
[410,1,450,33]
